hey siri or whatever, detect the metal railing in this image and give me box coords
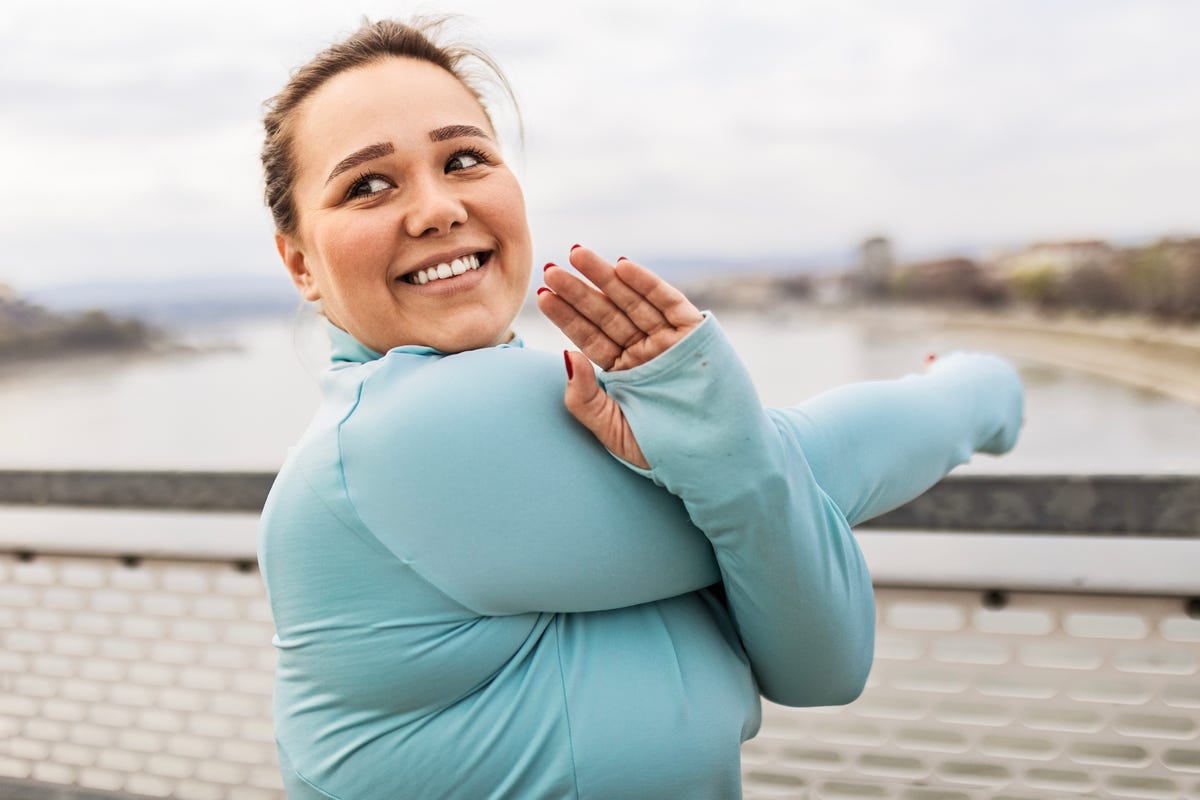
[1,470,1197,536]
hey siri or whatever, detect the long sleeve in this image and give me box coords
[338,317,1022,641]
[337,345,722,616]
[768,351,1023,527]
[600,314,1023,706]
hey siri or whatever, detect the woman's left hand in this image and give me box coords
[537,246,705,469]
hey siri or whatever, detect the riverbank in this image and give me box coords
[845,304,1200,406]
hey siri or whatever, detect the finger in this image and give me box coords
[536,289,623,369]
[543,264,644,349]
[563,350,649,469]
[613,259,704,329]
[569,246,669,335]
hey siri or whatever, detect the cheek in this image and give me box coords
[314,216,393,283]
[486,179,531,258]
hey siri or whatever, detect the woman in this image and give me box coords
[257,18,1023,800]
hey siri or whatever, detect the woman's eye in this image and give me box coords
[445,151,485,173]
[348,175,392,199]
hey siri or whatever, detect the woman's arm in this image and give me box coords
[337,344,725,616]
[541,248,1024,706]
[600,317,1022,705]
[767,351,1023,528]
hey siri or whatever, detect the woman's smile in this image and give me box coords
[399,250,490,285]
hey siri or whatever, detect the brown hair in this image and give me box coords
[261,17,519,235]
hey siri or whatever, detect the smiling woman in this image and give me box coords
[255,17,1025,800]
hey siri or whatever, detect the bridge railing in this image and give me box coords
[0,471,1197,800]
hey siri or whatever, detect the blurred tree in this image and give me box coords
[1006,261,1061,309]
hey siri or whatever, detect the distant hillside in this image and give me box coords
[0,288,163,361]
[25,274,299,326]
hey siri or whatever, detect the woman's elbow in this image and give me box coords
[760,619,876,708]
[762,655,872,708]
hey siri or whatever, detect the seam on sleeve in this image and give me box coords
[278,741,347,800]
[553,615,582,800]
[294,464,396,563]
[290,770,346,800]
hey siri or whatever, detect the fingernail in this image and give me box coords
[544,262,556,272]
[570,244,581,252]
[616,256,627,263]
[537,287,551,296]
[563,351,574,380]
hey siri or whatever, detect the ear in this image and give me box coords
[276,232,322,302]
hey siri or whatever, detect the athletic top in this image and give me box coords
[257,313,1023,799]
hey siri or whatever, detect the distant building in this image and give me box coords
[858,236,894,298]
[994,240,1116,278]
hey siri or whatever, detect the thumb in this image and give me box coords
[563,351,649,469]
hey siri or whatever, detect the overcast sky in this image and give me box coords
[2,0,1198,292]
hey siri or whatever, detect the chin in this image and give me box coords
[432,327,511,354]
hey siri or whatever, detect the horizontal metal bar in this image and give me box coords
[0,778,138,800]
[0,470,275,514]
[858,473,1200,537]
[0,470,1196,536]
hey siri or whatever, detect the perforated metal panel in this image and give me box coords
[744,589,1200,800]
[2,553,1199,799]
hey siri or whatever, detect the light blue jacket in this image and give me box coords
[258,313,1023,799]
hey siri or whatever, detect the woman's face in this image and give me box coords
[278,57,533,354]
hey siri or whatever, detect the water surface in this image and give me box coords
[2,308,1197,474]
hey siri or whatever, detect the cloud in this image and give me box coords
[2,0,1199,289]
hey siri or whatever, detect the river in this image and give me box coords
[2,307,1197,474]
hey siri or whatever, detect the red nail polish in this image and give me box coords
[616,256,627,263]
[537,287,551,296]
[563,351,574,380]
[570,244,581,252]
[544,262,556,271]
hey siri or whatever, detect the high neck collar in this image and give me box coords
[325,320,524,365]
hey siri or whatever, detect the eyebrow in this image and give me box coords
[325,142,395,185]
[429,124,492,143]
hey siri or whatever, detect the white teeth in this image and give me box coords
[404,253,484,284]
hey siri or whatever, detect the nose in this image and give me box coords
[402,175,467,238]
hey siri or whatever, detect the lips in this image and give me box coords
[400,251,492,285]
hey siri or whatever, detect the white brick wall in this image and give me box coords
[1,552,1199,798]
[743,589,1200,799]
[0,553,280,796]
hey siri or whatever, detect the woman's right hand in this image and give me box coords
[536,246,705,469]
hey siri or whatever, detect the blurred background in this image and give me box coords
[1,0,1198,473]
[2,4,1199,798]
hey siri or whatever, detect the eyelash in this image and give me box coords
[446,146,492,171]
[346,172,390,201]
[343,147,493,202]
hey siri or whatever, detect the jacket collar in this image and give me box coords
[325,320,523,364]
